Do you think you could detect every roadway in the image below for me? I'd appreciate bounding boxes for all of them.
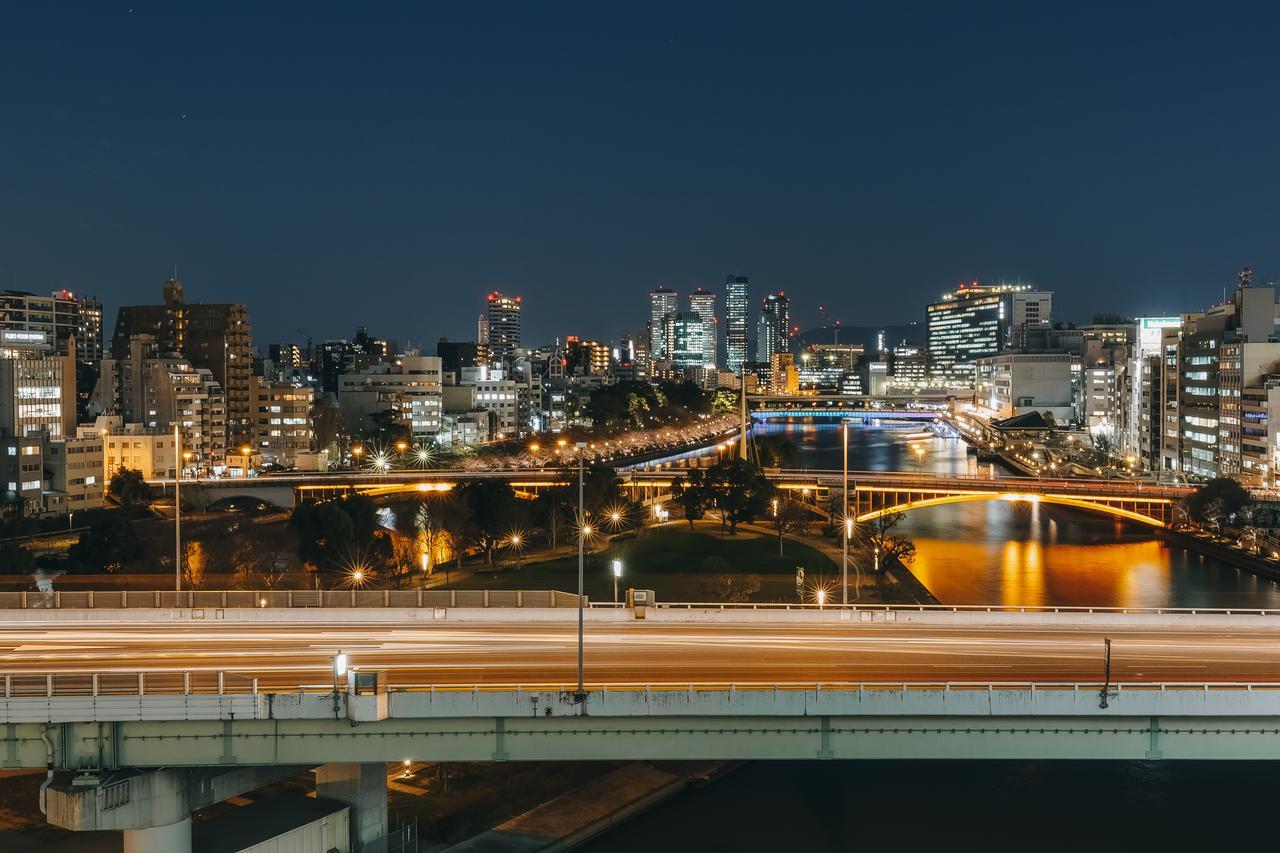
[4,621,1280,689]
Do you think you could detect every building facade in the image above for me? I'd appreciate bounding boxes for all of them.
[725,275,749,374]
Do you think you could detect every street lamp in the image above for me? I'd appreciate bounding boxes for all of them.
[575,441,588,701]
[332,650,348,719]
[841,419,849,604]
[612,558,622,604]
[816,588,826,610]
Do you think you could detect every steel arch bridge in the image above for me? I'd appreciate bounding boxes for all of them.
[849,479,1186,527]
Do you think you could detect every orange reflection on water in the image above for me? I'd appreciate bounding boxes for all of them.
[911,538,1172,608]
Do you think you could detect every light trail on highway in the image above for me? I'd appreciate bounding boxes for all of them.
[4,621,1280,689]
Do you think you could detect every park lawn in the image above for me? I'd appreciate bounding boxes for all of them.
[475,525,838,603]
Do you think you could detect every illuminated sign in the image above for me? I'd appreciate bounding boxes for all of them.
[0,330,48,346]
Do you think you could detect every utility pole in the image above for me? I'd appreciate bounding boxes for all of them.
[1099,637,1113,709]
[174,424,182,594]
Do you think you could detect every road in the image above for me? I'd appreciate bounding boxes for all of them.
[4,621,1280,689]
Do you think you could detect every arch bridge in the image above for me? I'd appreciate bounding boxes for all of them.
[768,471,1193,527]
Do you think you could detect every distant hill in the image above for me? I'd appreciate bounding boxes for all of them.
[794,323,923,353]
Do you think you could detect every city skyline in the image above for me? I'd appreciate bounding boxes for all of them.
[4,4,1280,344]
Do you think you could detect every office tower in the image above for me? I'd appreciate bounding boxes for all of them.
[485,292,522,363]
[925,282,1051,382]
[725,275,749,374]
[689,288,717,369]
[756,292,791,364]
[112,279,252,448]
[648,286,678,361]
[670,311,709,371]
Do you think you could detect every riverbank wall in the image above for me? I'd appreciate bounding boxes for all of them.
[1156,528,1280,584]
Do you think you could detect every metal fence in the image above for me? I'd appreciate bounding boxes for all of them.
[0,588,584,610]
[6,672,1280,699]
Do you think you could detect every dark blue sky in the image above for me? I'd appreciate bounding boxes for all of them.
[2,2,1278,346]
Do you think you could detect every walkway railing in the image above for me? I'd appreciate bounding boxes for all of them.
[0,590,1278,616]
[5,673,1280,699]
[0,589,584,610]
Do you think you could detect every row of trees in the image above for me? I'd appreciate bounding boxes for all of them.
[286,463,637,586]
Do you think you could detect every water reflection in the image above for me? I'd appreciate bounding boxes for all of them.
[760,418,1280,609]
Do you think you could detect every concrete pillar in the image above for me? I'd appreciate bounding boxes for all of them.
[316,762,387,850]
[123,816,192,853]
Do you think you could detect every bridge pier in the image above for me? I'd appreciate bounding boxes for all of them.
[316,762,387,851]
[123,816,192,853]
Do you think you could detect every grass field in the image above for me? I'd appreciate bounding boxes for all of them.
[475,524,838,603]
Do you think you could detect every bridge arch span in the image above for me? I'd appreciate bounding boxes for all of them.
[855,492,1169,528]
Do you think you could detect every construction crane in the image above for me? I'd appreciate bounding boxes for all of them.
[817,305,842,345]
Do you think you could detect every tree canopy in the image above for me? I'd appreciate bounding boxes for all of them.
[68,517,144,572]
[108,468,154,508]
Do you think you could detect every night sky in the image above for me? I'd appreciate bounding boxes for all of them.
[2,2,1278,347]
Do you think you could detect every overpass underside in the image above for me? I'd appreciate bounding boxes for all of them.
[5,686,1280,766]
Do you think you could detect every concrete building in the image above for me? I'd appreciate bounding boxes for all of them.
[94,335,227,470]
[42,433,104,516]
[474,377,519,438]
[111,280,252,448]
[769,352,798,396]
[0,330,77,440]
[87,419,179,482]
[974,352,1074,422]
[336,356,443,440]
[890,343,926,383]
[0,434,44,519]
[249,377,314,467]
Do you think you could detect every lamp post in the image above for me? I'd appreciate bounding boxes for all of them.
[842,419,849,605]
[174,424,182,593]
[575,441,588,701]
[332,650,348,719]
[612,558,622,604]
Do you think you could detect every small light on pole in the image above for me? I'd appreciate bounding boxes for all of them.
[816,588,826,610]
[611,558,623,604]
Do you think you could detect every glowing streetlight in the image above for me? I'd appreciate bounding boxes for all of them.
[816,588,826,609]
[612,558,623,603]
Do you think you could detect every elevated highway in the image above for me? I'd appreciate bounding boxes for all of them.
[7,603,1280,850]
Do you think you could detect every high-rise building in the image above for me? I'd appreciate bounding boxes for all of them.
[926,282,1051,382]
[485,292,522,364]
[671,311,709,372]
[648,286,678,361]
[93,333,228,467]
[112,279,252,448]
[756,292,791,365]
[689,288,717,369]
[725,275,749,374]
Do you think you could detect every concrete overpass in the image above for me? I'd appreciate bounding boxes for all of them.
[4,602,1280,849]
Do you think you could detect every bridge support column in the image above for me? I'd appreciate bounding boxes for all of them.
[316,762,387,851]
[123,816,192,853]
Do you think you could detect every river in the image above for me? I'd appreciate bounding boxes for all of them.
[742,420,1280,608]
[581,420,1280,852]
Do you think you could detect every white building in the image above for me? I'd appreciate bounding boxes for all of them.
[336,355,442,440]
[974,353,1074,422]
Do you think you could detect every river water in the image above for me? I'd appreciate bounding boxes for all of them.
[750,420,1280,609]
[581,421,1280,851]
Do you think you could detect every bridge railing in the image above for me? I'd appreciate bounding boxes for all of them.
[0,589,585,610]
[769,468,1192,493]
[6,672,1280,699]
[602,601,1280,616]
